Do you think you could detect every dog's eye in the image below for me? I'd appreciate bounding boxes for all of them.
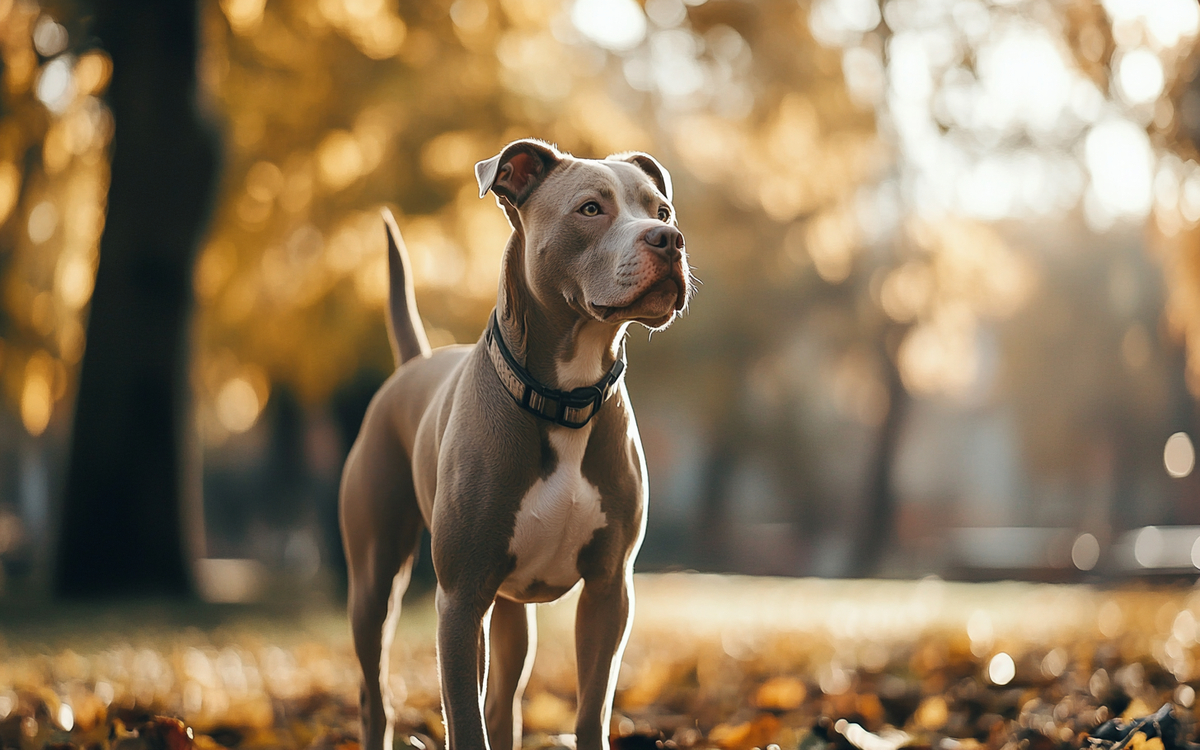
[657,207,671,222]
[580,201,602,217]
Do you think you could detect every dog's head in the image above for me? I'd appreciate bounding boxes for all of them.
[476,139,692,332]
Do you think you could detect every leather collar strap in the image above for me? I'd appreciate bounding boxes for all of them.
[486,311,626,429]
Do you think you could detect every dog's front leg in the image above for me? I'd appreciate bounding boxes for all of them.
[437,585,493,750]
[574,570,633,750]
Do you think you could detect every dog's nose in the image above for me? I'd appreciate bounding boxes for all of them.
[642,225,684,260]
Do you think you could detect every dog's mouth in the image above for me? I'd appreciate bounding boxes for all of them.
[590,271,686,325]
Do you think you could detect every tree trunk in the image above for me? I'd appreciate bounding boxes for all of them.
[847,337,909,578]
[55,0,219,597]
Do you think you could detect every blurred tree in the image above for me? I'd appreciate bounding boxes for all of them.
[799,0,1200,572]
[84,0,1200,584]
[196,0,885,576]
[56,0,219,597]
[635,0,888,574]
[3,0,1197,590]
[1152,18,1200,398]
[0,1,114,579]
[1059,1,1200,533]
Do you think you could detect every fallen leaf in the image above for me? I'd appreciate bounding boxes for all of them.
[1122,701,1155,722]
[755,677,807,712]
[1129,732,1165,750]
[912,697,948,731]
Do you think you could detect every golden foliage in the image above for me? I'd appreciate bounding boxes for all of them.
[14,0,1189,438]
[193,0,883,434]
[0,1,111,436]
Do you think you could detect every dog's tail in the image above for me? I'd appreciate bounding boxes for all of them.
[382,208,431,368]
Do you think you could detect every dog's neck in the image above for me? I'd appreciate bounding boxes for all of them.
[496,301,626,392]
[495,244,625,391]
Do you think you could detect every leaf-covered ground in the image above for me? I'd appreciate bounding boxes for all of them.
[2,576,1199,750]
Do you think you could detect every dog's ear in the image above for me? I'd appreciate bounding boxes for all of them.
[609,151,673,202]
[475,139,563,207]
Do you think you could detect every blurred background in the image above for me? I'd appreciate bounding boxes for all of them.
[2,0,1200,601]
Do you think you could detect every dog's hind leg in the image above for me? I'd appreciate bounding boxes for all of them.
[342,436,424,750]
[484,598,537,750]
[356,555,415,750]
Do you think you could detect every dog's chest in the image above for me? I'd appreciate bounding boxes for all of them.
[500,426,606,601]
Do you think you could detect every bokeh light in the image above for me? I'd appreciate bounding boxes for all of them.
[56,702,73,732]
[1134,525,1163,568]
[20,352,54,437]
[215,376,265,434]
[0,0,1199,604]
[1086,118,1155,222]
[571,0,646,51]
[32,16,67,57]
[1165,432,1196,478]
[35,56,75,114]
[1116,49,1164,105]
[1071,533,1100,571]
[987,652,1015,686]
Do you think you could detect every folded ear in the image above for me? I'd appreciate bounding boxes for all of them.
[475,139,564,206]
[609,151,672,202]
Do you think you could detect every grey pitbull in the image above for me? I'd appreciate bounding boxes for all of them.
[340,139,692,750]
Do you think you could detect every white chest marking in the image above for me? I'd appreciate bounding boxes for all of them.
[555,320,628,389]
[502,426,606,597]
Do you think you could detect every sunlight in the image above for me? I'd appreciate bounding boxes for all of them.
[810,0,881,47]
[571,0,646,52]
[35,55,74,114]
[875,9,1098,224]
[1165,432,1196,478]
[842,46,885,107]
[957,156,1018,220]
[219,0,265,35]
[649,30,705,99]
[897,314,979,397]
[26,201,57,246]
[1071,533,1100,571]
[976,22,1073,137]
[880,262,933,323]
[20,352,59,438]
[1103,0,1200,49]
[818,0,1184,243]
[1133,525,1163,567]
[1116,48,1165,105]
[57,703,74,732]
[1085,117,1154,223]
[987,652,1015,685]
[57,255,95,310]
[32,16,67,57]
[215,377,262,434]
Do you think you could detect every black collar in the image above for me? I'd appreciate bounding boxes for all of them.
[485,311,626,429]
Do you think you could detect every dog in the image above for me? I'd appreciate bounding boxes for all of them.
[340,139,692,750]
